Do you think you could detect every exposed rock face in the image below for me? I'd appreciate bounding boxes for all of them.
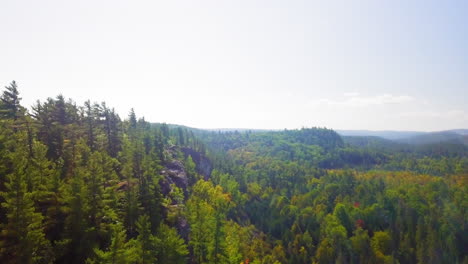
[159,146,213,241]
[177,216,189,240]
[159,159,190,240]
[160,159,188,196]
[181,147,212,180]
[166,205,189,240]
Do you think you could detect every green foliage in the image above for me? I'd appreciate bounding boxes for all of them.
[0,82,466,263]
[0,83,183,263]
[186,180,232,263]
[135,215,159,264]
[155,223,188,264]
[88,222,138,264]
[350,228,372,264]
[0,81,24,120]
[0,133,53,263]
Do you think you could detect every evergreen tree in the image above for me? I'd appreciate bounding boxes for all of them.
[88,223,138,264]
[61,141,93,263]
[0,135,53,263]
[135,215,158,264]
[139,154,163,233]
[155,223,188,264]
[128,109,137,130]
[0,81,24,120]
[102,104,121,157]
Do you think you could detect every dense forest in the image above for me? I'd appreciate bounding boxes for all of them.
[0,81,466,264]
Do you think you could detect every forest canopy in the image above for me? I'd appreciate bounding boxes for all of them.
[0,81,466,264]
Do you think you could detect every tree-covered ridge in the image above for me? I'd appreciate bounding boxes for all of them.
[0,82,194,263]
[0,81,466,263]
[200,127,468,176]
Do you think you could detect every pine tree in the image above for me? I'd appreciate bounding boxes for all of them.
[87,152,105,227]
[88,222,138,264]
[61,142,93,263]
[0,81,24,120]
[187,182,215,264]
[187,180,231,264]
[185,155,199,185]
[84,100,97,151]
[135,215,158,264]
[0,135,53,263]
[156,223,188,264]
[26,140,66,246]
[128,109,137,130]
[102,104,121,157]
[119,138,141,238]
[139,155,163,233]
[62,167,90,263]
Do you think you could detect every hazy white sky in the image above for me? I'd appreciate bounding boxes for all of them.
[1,0,467,131]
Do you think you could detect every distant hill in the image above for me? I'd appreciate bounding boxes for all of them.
[203,128,276,133]
[342,136,406,150]
[446,129,468,135]
[158,125,468,146]
[338,129,468,142]
[337,130,426,140]
[396,131,467,145]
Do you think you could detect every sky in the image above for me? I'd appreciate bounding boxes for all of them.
[1,0,467,131]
